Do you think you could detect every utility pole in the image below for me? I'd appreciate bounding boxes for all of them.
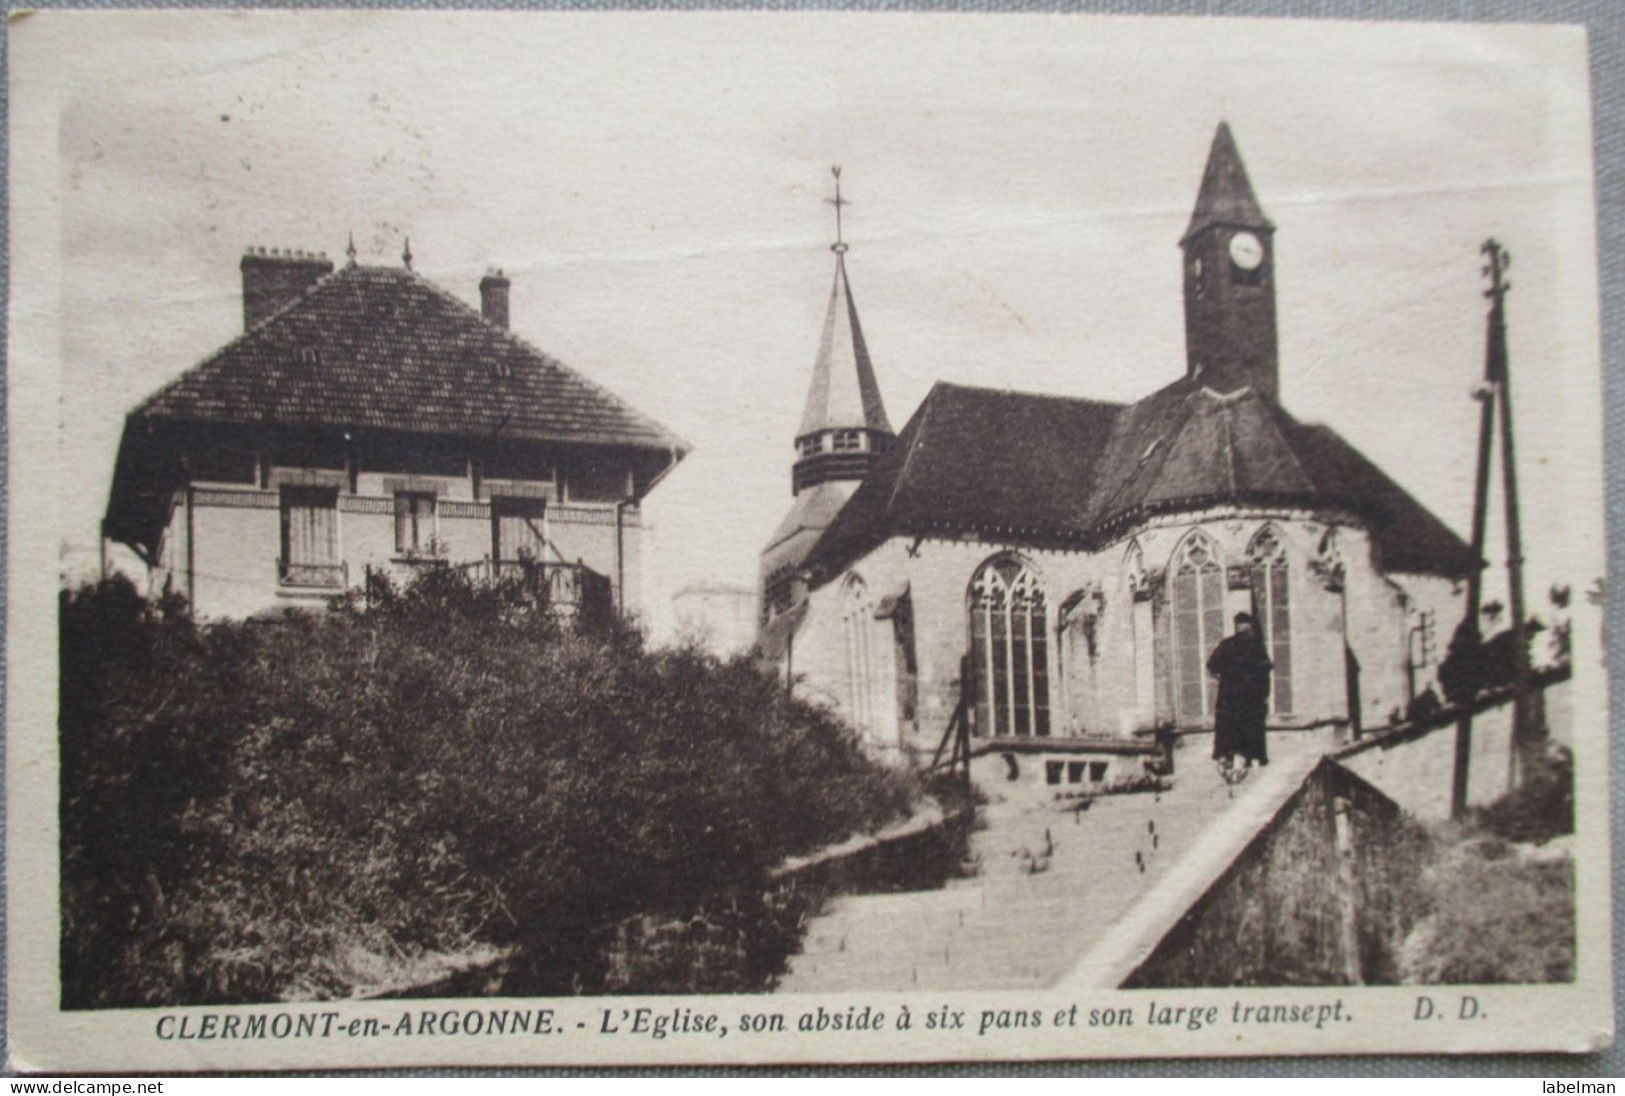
[1450,244,1501,821]
[1484,240,1538,775]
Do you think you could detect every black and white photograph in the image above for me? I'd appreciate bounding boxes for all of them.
[7,8,1612,1069]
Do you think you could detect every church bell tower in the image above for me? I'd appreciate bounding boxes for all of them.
[790,168,895,494]
[759,168,895,630]
[1181,122,1280,402]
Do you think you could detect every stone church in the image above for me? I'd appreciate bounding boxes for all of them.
[760,125,1475,790]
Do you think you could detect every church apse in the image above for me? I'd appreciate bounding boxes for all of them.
[765,126,1473,795]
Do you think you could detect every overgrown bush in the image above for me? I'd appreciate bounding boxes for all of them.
[61,571,917,1007]
[1471,744,1573,845]
[1399,742,1576,984]
[1398,839,1574,984]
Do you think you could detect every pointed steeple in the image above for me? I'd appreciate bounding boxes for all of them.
[760,169,899,633]
[790,168,895,495]
[796,251,893,439]
[1180,123,1281,402]
[1182,121,1273,244]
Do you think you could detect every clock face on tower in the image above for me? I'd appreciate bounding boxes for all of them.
[1228,231,1265,271]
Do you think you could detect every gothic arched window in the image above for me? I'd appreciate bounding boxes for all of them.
[1249,527,1294,715]
[1124,540,1147,599]
[842,575,878,735]
[969,556,1051,738]
[1172,531,1226,721]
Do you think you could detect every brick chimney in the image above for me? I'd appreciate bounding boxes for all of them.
[240,247,334,331]
[480,268,511,329]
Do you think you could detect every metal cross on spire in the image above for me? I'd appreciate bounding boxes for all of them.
[825,166,850,254]
[345,232,358,268]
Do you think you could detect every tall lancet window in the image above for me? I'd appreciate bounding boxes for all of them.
[969,556,1050,737]
[842,575,878,735]
[1249,527,1294,715]
[1124,540,1147,598]
[1172,531,1226,721]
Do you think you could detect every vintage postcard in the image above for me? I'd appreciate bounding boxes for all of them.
[7,9,1612,1070]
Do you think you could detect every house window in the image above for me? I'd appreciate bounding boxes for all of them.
[1172,531,1226,722]
[280,486,340,587]
[969,556,1050,737]
[797,436,822,458]
[831,430,864,452]
[1249,527,1294,715]
[394,492,437,556]
[492,496,546,563]
[566,461,627,503]
[842,575,878,736]
[1046,761,1064,786]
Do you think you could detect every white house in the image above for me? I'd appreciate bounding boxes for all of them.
[105,245,687,619]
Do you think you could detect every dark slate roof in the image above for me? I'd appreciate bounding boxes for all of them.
[1086,379,1317,530]
[756,600,809,662]
[764,481,852,557]
[1182,121,1274,243]
[804,384,1120,573]
[136,263,688,452]
[803,379,1477,582]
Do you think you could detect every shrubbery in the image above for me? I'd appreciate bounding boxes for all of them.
[1398,744,1575,984]
[61,570,917,1007]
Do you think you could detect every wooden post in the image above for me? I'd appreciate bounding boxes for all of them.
[185,485,197,612]
[1453,241,1509,820]
[1484,241,1538,780]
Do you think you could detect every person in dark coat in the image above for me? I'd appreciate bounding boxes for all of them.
[1209,612,1273,778]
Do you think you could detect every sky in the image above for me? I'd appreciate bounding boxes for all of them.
[14,10,1605,642]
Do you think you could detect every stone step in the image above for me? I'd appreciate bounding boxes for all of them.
[779,738,1331,994]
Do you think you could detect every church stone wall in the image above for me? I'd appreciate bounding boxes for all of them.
[1108,512,1454,733]
[1388,572,1462,707]
[796,536,1105,758]
[792,508,1459,765]
[1338,701,1516,821]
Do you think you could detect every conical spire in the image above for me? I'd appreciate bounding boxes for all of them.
[796,251,893,437]
[785,169,895,499]
[1182,122,1273,243]
[1179,122,1281,402]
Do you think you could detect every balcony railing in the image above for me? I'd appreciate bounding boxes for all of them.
[454,558,613,620]
[279,560,348,589]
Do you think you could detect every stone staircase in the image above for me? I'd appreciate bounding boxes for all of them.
[778,733,1332,992]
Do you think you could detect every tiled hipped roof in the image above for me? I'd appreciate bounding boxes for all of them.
[138,264,687,451]
[803,379,1477,582]
[106,263,687,557]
